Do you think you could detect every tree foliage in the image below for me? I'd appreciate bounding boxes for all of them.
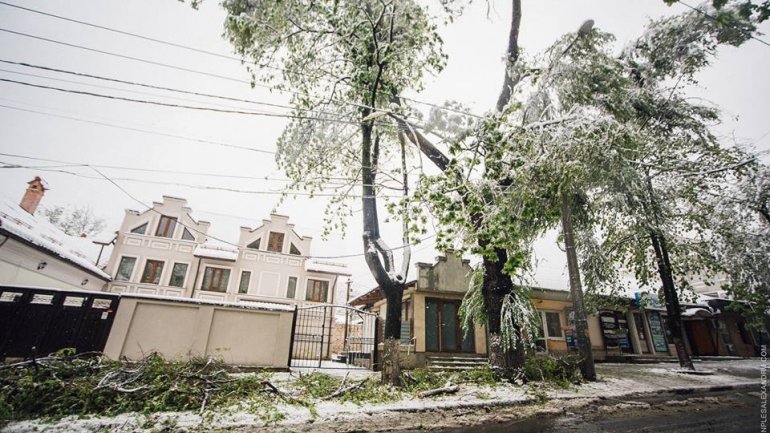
[38,205,106,237]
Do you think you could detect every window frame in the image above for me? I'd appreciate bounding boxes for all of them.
[289,243,301,255]
[246,238,262,250]
[540,310,565,340]
[130,222,148,235]
[201,266,231,293]
[140,259,165,285]
[266,232,285,253]
[238,270,251,294]
[181,228,196,241]
[114,255,138,282]
[155,215,177,238]
[286,276,298,299]
[167,262,190,288]
[305,278,330,303]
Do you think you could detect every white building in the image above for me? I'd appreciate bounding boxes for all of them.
[105,196,349,305]
[0,177,110,291]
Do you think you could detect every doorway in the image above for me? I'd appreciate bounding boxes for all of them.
[425,298,474,353]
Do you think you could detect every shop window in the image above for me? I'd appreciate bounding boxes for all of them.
[238,271,251,294]
[140,260,164,285]
[306,279,329,302]
[267,232,284,253]
[202,267,230,292]
[168,263,188,287]
[115,256,137,281]
[130,223,148,235]
[181,228,195,241]
[155,215,177,238]
[286,276,297,298]
[247,238,261,250]
[289,243,301,255]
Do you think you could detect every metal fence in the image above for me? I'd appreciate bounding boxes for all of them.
[0,286,120,359]
[289,305,378,370]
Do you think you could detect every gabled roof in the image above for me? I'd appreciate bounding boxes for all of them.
[0,196,110,281]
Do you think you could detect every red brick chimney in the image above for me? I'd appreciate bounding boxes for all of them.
[20,176,47,215]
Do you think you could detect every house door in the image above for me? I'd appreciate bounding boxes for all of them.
[425,298,474,353]
[632,312,650,353]
[684,320,717,356]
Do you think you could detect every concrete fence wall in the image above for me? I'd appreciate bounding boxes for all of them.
[103,295,294,368]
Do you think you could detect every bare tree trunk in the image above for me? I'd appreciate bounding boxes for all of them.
[649,231,695,370]
[361,119,409,385]
[560,194,596,381]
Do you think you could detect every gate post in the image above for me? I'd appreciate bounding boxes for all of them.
[287,306,298,369]
[319,307,327,368]
[373,316,380,371]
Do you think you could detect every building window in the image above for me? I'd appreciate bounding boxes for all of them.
[238,271,251,294]
[155,215,177,238]
[140,260,164,285]
[130,223,148,235]
[541,311,564,338]
[247,238,261,250]
[286,276,297,298]
[289,243,301,255]
[115,256,136,281]
[267,232,284,253]
[168,263,188,287]
[181,228,195,241]
[202,267,230,292]
[306,279,329,302]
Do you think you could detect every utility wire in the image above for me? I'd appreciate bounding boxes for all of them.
[678,0,770,48]
[0,59,347,119]
[0,152,404,189]
[85,165,433,260]
[0,1,484,119]
[0,161,408,199]
[0,103,276,154]
[0,27,475,127]
[0,77,367,125]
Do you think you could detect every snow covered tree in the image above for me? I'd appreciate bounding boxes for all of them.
[218,0,451,385]
[39,205,106,237]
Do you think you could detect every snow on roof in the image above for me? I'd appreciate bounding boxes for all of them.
[194,241,239,261]
[305,259,350,275]
[0,196,110,280]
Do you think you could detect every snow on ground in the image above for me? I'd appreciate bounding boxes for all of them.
[1,359,760,433]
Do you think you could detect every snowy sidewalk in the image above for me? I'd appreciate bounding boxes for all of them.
[1,359,761,433]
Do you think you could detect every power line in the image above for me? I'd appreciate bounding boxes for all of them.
[0,161,407,199]
[0,151,403,189]
[0,102,276,154]
[0,59,348,119]
[678,1,770,48]
[85,165,433,260]
[0,1,484,119]
[0,27,476,127]
[0,77,366,125]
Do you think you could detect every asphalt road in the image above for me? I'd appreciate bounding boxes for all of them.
[419,388,763,433]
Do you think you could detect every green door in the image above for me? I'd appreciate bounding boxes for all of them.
[425,298,474,353]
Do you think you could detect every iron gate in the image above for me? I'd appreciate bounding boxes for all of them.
[0,286,120,359]
[289,305,378,370]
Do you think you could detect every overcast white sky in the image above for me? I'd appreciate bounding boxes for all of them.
[1,0,768,297]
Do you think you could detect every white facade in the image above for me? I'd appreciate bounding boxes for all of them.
[0,195,109,291]
[105,196,348,305]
